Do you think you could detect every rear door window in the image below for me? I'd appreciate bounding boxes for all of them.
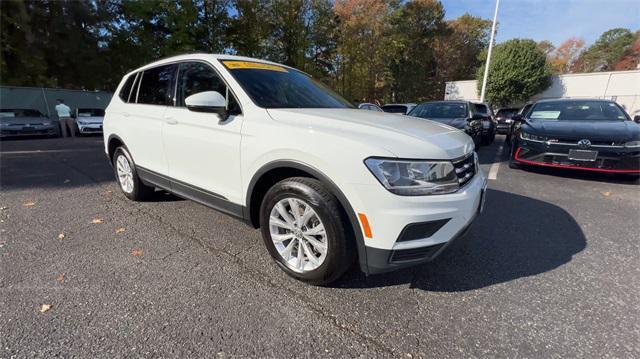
[137,64,178,106]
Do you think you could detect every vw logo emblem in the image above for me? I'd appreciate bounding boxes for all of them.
[577,139,591,148]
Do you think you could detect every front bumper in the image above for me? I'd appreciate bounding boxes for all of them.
[77,123,103,134]
[496,121,511,133]
[0,126,57,137]
[353,169,487,274]
[513,139,640,173]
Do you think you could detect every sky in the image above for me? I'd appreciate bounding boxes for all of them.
[442,0,640,47]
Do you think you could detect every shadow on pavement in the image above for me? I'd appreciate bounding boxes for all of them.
[334,188,587,291]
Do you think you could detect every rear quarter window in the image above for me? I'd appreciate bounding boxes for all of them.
[118,74,137,102]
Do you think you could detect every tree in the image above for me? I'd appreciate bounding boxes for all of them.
[574,28,635,72]
[333,0,396,102]
[434,13,492,83]
[548,38,584,74]
[613,30,640,70]
[476,39,551,106]
[537,40,555,56]
[389,0,448,102]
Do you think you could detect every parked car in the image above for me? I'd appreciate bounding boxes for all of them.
[104,54,487,284]
[408,101,483,146]
[0,108,58,138]
[509,99,640,177]
[381,103,416,115]
[495,107,519,134]
[75,108,105,134]
[473,102,496,144]
[357,103,383,112]
[506,102,533,143]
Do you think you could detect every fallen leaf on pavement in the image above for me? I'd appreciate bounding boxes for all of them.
[91,218,104,224]
[56,274,65,282]
[115,227,126,234]
[602,191,612,197]
[57,233,65,240]
[131,248,143,257]
[23,201,36,207]
[40,304,52,313]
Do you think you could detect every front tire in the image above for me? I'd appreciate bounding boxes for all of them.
[112,146,155,201]
[259,177,354,285]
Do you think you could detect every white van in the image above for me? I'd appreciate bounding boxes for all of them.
[104,54,486,284]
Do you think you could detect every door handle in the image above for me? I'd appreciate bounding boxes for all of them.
[165,117,178,125]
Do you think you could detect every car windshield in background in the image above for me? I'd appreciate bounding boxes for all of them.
[0,109,44,118]
[221,60,353,109]
[78,109,105,117]
[381,105,407,114]
[528,101,628,121]
[496,108,518,117]
[409,103,467,119]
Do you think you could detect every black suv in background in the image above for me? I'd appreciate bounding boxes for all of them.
[408,101,486,146]
[495,107,519,134]
[473,102,497,144]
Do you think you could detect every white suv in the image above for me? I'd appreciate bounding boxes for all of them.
[104,54,486,284]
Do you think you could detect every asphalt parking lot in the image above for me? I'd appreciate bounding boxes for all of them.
[1,135,639,358]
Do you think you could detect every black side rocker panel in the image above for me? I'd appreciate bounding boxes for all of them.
[137,166,245,220]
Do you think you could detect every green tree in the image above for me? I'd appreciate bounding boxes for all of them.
[389,0,448,102]
[574,28,635,72]
[476,39,551,106]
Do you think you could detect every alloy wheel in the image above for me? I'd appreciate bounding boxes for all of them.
[269,198,328,273]
[115,154,134,193]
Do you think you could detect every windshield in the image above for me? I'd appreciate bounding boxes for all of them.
[409,102,467,119]
[221,60,353,109]
[0,109,45,118]
[78,109,105,117]
[496,108,518,117]
[529,101,628,121]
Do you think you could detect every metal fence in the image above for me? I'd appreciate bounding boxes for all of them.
[0,86,113,120]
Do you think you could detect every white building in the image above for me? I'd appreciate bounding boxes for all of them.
[444,69,640,116]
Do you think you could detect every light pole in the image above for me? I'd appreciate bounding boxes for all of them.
[480,0,500,103]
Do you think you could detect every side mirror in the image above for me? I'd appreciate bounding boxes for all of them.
[185,91,227,115]
[634,115,640,124]
[512,114,524,122]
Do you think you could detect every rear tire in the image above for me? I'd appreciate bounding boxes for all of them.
[112,146,155,201]
[259,177,354,285]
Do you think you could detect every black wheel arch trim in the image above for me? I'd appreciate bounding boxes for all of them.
[246,160,370,274]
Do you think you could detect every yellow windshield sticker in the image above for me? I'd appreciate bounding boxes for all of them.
[223,61,288,72]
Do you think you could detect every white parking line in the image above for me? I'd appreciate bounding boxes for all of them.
[488,144,504,180]
[0,149,95,155]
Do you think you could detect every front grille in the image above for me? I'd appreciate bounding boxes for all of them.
[549,138,625,147]
[452,152,476,187]
[390,243,446,262]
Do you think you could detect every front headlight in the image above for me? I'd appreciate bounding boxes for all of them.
[625,140,640,148]
[520,131,547,141]
[364,158,460,196]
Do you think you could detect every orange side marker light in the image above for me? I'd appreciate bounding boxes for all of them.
[358,213,373,238]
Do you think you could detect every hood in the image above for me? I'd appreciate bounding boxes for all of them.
[524,119,640,142]
[266,108,475,159]
[420,117,468,129]
[0,116,51,125]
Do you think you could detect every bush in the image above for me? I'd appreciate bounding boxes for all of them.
[477,39,552,106]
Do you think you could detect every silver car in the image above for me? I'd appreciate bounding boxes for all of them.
[0,109,58,138]
[75,108,105,134]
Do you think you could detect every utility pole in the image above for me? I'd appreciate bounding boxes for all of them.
[480,0,500,103]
